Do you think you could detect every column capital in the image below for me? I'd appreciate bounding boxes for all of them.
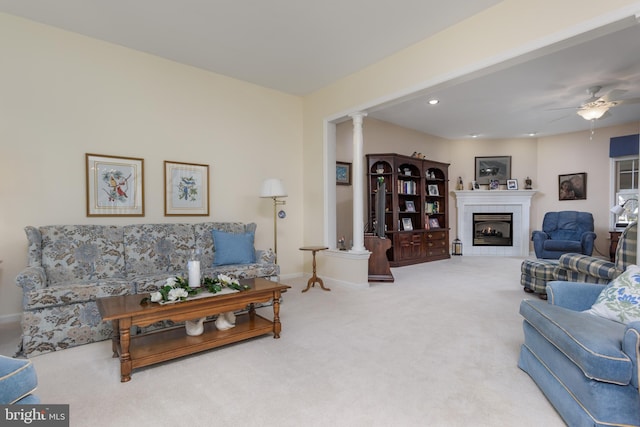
[348,111,368,122]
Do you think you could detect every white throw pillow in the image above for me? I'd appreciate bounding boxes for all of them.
[585,264,640,324]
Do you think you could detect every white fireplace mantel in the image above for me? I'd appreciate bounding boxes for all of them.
[452,190,537,256]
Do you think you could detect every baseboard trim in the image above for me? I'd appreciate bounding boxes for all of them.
[0,313,21,324]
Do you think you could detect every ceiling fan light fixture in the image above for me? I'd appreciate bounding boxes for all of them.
[577,105,609,120]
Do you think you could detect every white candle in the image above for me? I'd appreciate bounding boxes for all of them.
[188,260,200,287]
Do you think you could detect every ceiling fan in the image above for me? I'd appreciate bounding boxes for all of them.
[573,85,640,121]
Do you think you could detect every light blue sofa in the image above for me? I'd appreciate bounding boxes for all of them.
[519,281,640,426]
[15,222,279,357]
[0,355,39,404]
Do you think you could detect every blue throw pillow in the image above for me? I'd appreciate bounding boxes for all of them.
[211,229,256,266]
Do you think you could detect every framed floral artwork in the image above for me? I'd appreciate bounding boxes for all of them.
[164,161,210,216]
[86,153,144,217]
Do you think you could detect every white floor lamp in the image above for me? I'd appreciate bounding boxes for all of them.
[260,178,287,263]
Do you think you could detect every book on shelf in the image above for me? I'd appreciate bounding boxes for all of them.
[397,179,417,195]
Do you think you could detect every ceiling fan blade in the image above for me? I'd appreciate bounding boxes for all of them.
[546,106,580,111]
[602,89,627,102]
[615,97,640,105]
[549,113,574,123]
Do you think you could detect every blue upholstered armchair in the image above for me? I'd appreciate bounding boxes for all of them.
[531,211,596,259]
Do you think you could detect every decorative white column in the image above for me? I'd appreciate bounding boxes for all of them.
[349,112,367,253]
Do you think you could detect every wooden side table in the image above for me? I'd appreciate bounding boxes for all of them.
[300,246,330,292]
[609,230,622,262]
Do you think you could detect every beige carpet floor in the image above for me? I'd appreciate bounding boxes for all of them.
[4,256,564,426]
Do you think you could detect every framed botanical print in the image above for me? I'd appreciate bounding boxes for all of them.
[86,153,144,217]
[164,161,210,216]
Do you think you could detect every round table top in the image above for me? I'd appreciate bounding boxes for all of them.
[299,246,329,252]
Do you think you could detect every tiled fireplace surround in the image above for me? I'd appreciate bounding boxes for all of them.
[453,190,537,256]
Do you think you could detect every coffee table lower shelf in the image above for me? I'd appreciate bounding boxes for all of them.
[118,314,273,375]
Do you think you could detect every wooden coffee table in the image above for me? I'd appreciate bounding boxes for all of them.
[97,277,290,382]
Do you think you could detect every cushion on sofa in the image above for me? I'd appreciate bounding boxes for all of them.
[40,225,126,285]
[194,222,257,267]
[22,279,134,310]
[0,356,38,404]
[585,264,640,325]
[124,224,195,275]
[211,229,256,266]
[520,299,631,385]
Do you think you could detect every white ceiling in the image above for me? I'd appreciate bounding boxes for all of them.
[2,1,640,140]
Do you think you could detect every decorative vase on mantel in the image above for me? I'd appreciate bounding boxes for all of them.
[185,318,205,336]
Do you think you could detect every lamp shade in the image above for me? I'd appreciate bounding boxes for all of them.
[260,178,287,198]
[610,204,625,215]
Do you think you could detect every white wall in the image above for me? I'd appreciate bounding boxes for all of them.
[0,13,304,320]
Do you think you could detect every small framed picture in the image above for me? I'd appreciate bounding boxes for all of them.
[506,179,518,190]
[86,153,145,217]
[336,161,352,185]
[402,217,413,231]
[164,161,210,216]
[405,200,416,212]
[429,217,440,229]
[427,184,439,196]
[559,172,587,200]
[489,179,499,190]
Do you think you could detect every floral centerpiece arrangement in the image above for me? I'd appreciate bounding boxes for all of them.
[142,274,250,304]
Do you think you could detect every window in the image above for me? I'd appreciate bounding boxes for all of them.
[612,156,639,228]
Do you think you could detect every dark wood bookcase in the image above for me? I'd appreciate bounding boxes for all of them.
[366,153,450,266]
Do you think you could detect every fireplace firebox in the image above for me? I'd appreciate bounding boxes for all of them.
[473,213,513,246]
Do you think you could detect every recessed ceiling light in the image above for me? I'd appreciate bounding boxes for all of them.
[527,132,537,137]
[470,133,479,138]
[428,99,439,105]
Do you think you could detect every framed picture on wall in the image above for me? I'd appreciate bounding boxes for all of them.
[164,161,210,216]
[86,153,144,217]
[475,156,511,185]
[336,161,352,185]
[558,172,586,200]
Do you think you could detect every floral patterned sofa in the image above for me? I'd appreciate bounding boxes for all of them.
[15,222,278,357]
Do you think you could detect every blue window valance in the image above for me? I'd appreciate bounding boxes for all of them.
[609,134,639,157]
